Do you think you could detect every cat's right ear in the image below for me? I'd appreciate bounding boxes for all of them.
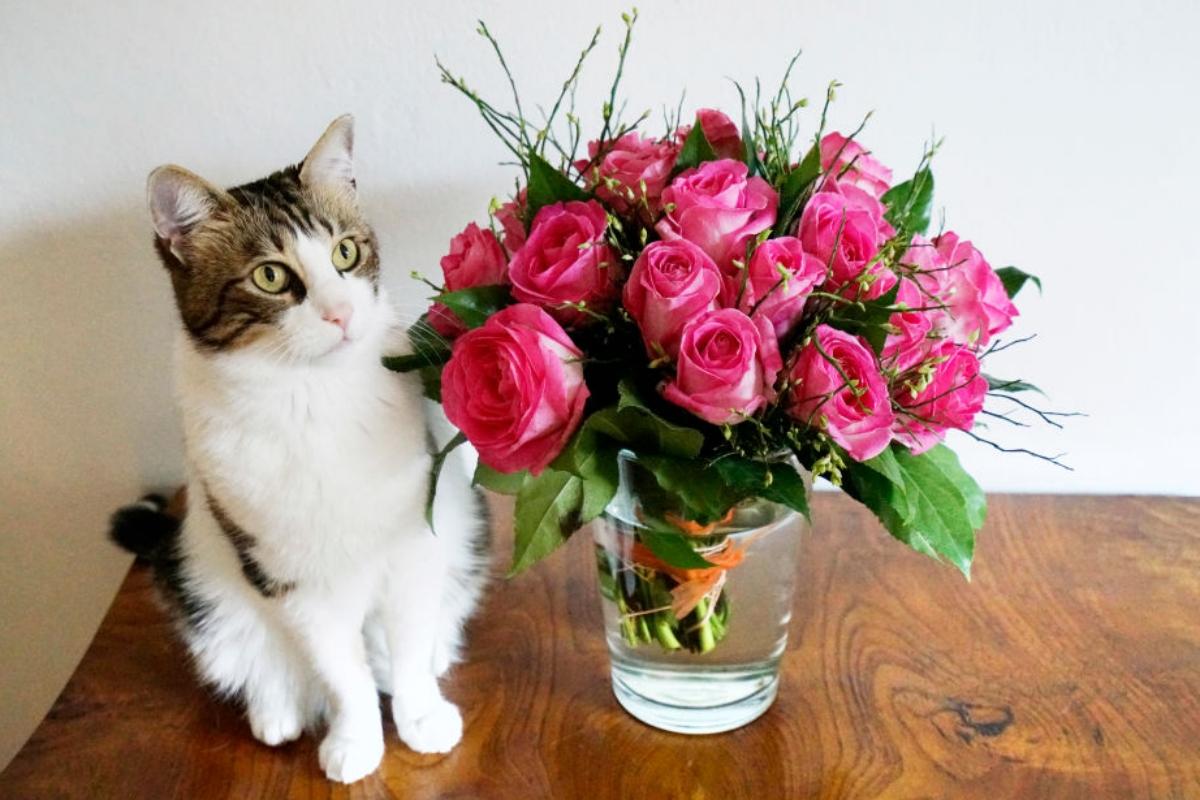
[147,165,226,260]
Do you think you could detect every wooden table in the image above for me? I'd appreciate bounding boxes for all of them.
[3,495,1198,799]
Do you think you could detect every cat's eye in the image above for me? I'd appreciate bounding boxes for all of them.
[250,263,290,294]
[332,238,359,271]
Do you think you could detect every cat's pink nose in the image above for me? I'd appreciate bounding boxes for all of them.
[322,304,354,334]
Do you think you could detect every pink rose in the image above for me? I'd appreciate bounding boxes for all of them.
[495,189,528,254]
[914,232,1017,347]
[891,341,987,454]
[623,240,722,359]
[881,277,934,372]
[904,231,1012,348]
[797,178,893,292]
[661,309,782,425]
[819,132,893,200]
[576,132,678,218]
[676,108,744,161]
[428,222,509,338]
[786,324,895,461]
[442,304,588,475]
[656,159,778,273]
[508,200,619,327]
[440,222,508,289]
[817,173,893,235]
[735,236,825,337]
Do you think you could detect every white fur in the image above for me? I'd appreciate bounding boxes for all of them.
[171,230,486,783]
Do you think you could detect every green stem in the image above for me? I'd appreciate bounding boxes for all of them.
[616,594,638,646]
[695,598,716,654]
[654,613,682,650]
[636,615,651,644]
[710,609,726,642]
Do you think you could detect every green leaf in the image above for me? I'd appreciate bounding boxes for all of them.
[882,168,935,235]
[587,408,704,460]
[551,426,620,524]
[842,443,984,578]
[984,374,1045,397]
[776,142,822,233]
[826,281,901,354]
[382,317,451,373]
[526,152,589,220]
[713,458,810,520]
[994,266,1042,299]
[673,115,718,173]
[758,463,810,519]
[473,461,528,495]
[382,352,438,372]
[510,468,583,577]
[584,381,705,460]
[920,445,987,530]
[615,378,647,412]
[843,446,917,529]
[858,444,906,486]
[638,528,715,569]
[426,432,467,531]
[637,455,748,524]
[842,453,915,545]
[417,366,442,402]
[433,284,511,329]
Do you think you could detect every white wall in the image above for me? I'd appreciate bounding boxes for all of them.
[2,0,1197,769]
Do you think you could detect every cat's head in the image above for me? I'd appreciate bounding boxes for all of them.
[147,115,391,363]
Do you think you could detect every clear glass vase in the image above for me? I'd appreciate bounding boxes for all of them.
[592,450,807,734]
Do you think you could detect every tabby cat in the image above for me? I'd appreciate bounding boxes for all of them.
[110,116,487,783]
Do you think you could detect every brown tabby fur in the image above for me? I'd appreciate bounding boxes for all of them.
[153,165,379,352]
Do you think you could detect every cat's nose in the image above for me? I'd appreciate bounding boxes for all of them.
[321,303,354,334]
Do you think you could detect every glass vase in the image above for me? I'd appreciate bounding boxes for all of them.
[592,450,807,734]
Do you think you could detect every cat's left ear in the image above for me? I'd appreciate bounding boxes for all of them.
[300,114,355,196]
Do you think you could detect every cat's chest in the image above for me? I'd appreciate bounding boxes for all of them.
[183,365,428,550]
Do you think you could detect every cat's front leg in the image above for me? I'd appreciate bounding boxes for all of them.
[282,589,384,784]
[382,534,463,754]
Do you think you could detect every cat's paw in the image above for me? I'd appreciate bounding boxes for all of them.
[248,704,304,747]
[394,696,463,754]
[318,729,384,784]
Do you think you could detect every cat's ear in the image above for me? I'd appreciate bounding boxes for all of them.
[299,114,355,195]
[147,165,226,258]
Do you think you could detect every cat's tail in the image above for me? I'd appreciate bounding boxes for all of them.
[109,493,181,561]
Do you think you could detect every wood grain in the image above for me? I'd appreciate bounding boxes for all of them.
[2,495,1198,799]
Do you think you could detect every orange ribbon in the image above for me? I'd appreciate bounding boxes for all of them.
[627,510,746,620]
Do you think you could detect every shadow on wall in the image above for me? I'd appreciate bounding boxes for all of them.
[0,202,181,769]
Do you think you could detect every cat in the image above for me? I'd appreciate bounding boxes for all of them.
[109,115,488,784]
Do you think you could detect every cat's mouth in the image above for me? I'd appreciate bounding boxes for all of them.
[321,337,353,357]
[314,330,362,360]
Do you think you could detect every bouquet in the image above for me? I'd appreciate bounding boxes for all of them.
[388,13,1066,654]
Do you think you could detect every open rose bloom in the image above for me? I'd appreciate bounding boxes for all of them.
[398,34,1053,588]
